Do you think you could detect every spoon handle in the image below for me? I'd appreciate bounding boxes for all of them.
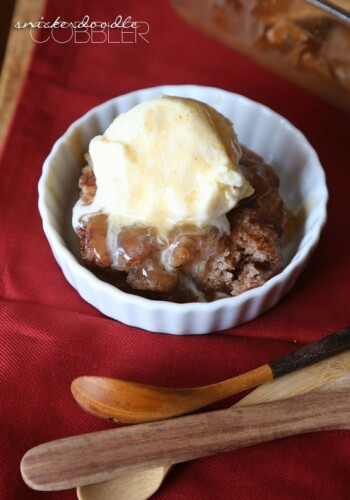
[269,325,350,378]
[215,325,350,403]
[21,376,350,492]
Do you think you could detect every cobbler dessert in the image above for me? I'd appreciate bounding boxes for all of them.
[73,96,285,302]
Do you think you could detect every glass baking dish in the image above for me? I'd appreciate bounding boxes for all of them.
[171,0,350,112]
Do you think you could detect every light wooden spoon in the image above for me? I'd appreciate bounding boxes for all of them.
[21,367,350,492]
[71,326,350,424]
[76,350,350,500]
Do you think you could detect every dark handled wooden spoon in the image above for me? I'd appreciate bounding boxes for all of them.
[71,325,350,423]
[21,372,350,492]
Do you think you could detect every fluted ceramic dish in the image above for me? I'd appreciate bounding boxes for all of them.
[38,85,328,334]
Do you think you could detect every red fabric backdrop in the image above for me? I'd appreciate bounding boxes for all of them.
[1,1,350,499]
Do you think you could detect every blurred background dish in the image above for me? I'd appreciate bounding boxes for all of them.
[170,0,350,112]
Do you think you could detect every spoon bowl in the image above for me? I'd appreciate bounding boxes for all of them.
[77,467,169,500]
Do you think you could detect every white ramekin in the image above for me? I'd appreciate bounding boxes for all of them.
[38,85,328,334]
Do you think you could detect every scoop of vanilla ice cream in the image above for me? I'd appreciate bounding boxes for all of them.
[75,95,253,232]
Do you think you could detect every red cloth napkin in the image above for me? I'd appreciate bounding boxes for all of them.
[1,1,350,498]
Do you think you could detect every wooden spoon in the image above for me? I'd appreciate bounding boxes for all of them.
[77,350,350,500]
[21,370,350,492]
[71,325,350,424]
